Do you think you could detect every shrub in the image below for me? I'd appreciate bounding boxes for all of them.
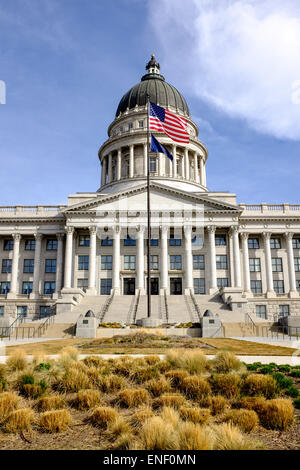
[139,417,177,450]
[4,408,34,433]
[180,376,211,400]
[146,377,171,397]
[242,374,277,399]
[39,410,71,433]
[179,406,211,425]
[0,392,19,421]
[209,373,241,399]
[272,373,293,390]
[165,369,189,388]
[74,389,101,410]
[0,376,7,392]
[19,373,35,386]
[246,363,261,371]
[212,423,263,450]
[294,398,300,409]
[278,365,291,373]
[260,366,275,375]
[285,386,299,398]
[211,396,227,415]
[153,393,185,410]
[177,421,213,450]
[290,369,300,378]
[117,389,150,408]
[6,350,27,371]
[37,396,65,411]
[222,409,258,433]
[37,362,51,371]
[258,398,294,431]
[90,406,119,428]
[130,406,154,427]
[232,396,266,415]
[212,351,244,373]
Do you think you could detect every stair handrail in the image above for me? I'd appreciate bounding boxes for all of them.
[184,293,196,323]
[98,291,115,323]
[37,314,55,338]
[127,291,140,324]
[209,322,225,338]
[164,290,169,324]
[3,315,25,338]
[244,311,257,335]
[190,292,201,321]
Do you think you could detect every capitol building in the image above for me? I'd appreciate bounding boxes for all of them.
[1,56,300,332]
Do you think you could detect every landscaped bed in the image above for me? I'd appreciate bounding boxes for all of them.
[0,344,299,450]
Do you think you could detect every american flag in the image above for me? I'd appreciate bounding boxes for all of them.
[149,102,189,143]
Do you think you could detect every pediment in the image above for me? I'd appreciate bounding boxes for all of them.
[62,182,241,215]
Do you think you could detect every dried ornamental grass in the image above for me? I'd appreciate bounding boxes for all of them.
[177,421,213,450]
[0,392,19,421]
[153,393,186,410]
[232,396,267,414]
[146,377,171,397]
[242,374,277,399]
[179,406,211,425]
[258,398,294,431]
[56,368,91,393]
[131,406,154,427]
[97,374,126,393]
[74,389,101,410]
[21,384,45,399]
[211,396,227,415]
[90,406,119,428]
[181,376,211,400]
[4,408,34,433]
[106,416,132,440]
[165,369,189,388]
[37,395,65,411]
[39,410,71,433]
[222,409,259,433]
[209,373,241,399]
[140,417,178,450]
[212,423,263,450]
[212,351,244,373]
[117,389,150,408]
[6,350,27,371]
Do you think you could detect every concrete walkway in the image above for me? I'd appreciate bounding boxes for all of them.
[231,336,300,349]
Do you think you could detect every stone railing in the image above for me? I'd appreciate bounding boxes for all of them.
[0,205,66,217]
[239,203,300,214]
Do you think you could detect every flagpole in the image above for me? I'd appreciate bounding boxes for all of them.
[146,93,151,319]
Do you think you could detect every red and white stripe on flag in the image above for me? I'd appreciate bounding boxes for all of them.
[149,104,189,144]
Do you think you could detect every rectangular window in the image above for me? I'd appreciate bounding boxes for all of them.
[45,259,56,273]
[44,281,56,294]
[256,305,267,319]
[40,306,51,318]
[46,239,57,250]
[79,235,90,247]
[139,120,144,128]
[22,281,33,294]
[2,259,12,273]
[128,122,133,130]
[294,258,300,272]
[23,259,34,273]
[170,255,182,270]
[279,305,290,317]
[77,278,88,291]
[101,237,113,246]
[270,238,281,249]
[169,234,181,246]
[150,255,159,270]
[78,255,89,271]
[194,278,205,294]
[292,238,300,249]
[248,238,259,249]
[249,258,261,272]
[216,255,227,269]
[3,239,13,251]
[0,282,10,294]
[101,255,112,270]
[24,239,35,250]
[0,306,4,317]
[17,306,27,317]
[192,235,203,246]
[101,278,112,295]
[297,280,300,293]
[251,280,262,294]
[272,258,282,272]
[217,278,228,289]
[193,255,205,270]
[124,255,135,270]
[150,157,157,172]
[150,239,159,246]
[124,236,136,246]
[273,280,284,294]
[215,234,227,246]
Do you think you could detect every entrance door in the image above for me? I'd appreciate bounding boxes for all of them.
[170,278,182,295]
[124,278,135,295]
[151,278,159,295]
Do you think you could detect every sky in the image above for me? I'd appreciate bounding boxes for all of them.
[1,0,300,206]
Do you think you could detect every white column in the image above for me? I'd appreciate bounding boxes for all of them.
[101,157,107,186]
[263,232,275,297]
[136,226,145,292]
[184,226,193,293]
[207,226,217,293]
[108,153,112,183]
[184,148,189,179]
[194,153,199,183]
[200,156,205,186]
[285,232,298,297]
[9,233,21,296]
[129,145,134,178]
[55,233,64,293]
[181,155,185,178]
[158,153,163,176]
[231,226,242,288]
[63,227,74,289]
[112,227,121,295]
[87,226,97,294]
[241,232,251,294]
[31,233,42,297]
[228,230,235,288]
[117,149,121,180]
[172,145,177,178]
[160,226,169,293]
[143,143,147,177]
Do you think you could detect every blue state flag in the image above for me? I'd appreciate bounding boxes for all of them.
[150,134,173,161]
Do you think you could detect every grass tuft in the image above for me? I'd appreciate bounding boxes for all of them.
[222,409,259,433]
[74,389,101,410]
[39,410,71,433]
[117,388,150,408]
[242,374,277,399]
[6,350,27,371]
[258,398,294,431]
[37,395,65,411]
[212,351,245,373]
[209,373,241,399]
[4,408,34,433]
[90,406,119,428]
[179,406,211,425]
[0,392,19,421]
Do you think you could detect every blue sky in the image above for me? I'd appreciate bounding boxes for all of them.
[1,0,300,206]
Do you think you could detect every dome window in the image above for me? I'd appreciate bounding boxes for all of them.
[139,120,144,128]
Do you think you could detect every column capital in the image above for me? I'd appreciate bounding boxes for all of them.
[229,225,239,234]
[184,225,192,237]
[240,232,249,241]
[34,232,43,241]
[284,232,294,240]
[136,224,146,234]
[12,233,21,241]
[56,233,65,241]
[89,225,97,234]
[262,232,272,241]
[160,225,169,235]
[65,226,75,234]
[206,225,216,234]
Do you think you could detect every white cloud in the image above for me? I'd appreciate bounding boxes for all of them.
[148,0,300,140]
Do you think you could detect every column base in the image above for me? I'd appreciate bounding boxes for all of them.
[184,288,194,295]
[86,287,97,296]
[160,288,169,295]
[266,290,276,298]
[289,290,299,298]
[243,290,253,298]
[29,293,40,300]
[6,292,17,299]
[137,317,163,327]
[112,287,120,296]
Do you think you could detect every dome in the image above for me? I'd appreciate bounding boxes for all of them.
[115,55,190,117]
[203,309,214,317]
[85,310,95,318]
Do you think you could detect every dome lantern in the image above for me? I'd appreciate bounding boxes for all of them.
[145,54,161,76]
